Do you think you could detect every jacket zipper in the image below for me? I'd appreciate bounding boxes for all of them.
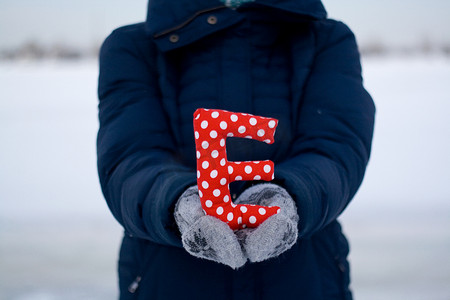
[126,238,157,294]
[128,276,142,293]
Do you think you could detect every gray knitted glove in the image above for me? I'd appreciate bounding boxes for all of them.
[234,183,299,262]
[174,186,246,269]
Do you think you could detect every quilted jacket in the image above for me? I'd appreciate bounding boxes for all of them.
[97,0,375,298]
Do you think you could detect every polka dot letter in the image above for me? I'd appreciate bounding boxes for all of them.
[193,108,280,230]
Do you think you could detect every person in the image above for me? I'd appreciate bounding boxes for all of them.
[97,0,375,298]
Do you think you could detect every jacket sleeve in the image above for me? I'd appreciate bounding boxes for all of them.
[275,21,375,238]
[97,25,196,247]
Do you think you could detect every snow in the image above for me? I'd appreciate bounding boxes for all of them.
[340,56,450,300]
[0,56,449,299]
[0,61,122,299]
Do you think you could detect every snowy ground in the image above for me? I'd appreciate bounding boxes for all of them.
[0,56,449,299]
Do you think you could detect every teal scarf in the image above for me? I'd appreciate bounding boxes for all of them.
[220,0,255,8]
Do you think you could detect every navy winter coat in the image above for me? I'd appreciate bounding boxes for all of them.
[97,0,375,298]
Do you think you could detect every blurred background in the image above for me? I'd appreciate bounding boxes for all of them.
[0,0,449,299]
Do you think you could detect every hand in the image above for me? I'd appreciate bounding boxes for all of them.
[174,186,246,269]
[234,183,299,262]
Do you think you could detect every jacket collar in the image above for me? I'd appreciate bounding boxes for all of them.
[145,0,327,51]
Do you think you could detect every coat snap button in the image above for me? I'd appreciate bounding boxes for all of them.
[169,34,179,43]
[207,15,218,25]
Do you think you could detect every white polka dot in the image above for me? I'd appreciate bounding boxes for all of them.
[196,151,200,159]
[238,126,246,133]
[230,114,238,122]
[254,175,261,180]
[220,121,228,130]
[242,224,247,229]
[235,162,241,164]
[197,171,200,178]
[213,189,221,197]
[216,206,224,215]
[249,216,257,224]
[205,200,213,208]
[202,141,209,149]
[220,158,226,166]
[245,136,252,139]
[227,212,234,221]
[245,166,252,174]
[231,203,237,208]
[211,111,219,118]
[195,131,199,139]
[240,206,248,213]
[210,130,217,138]
[223,195,229,202]
[264,165,271,173]
[228,166,233,174]
[227,132,234,137]
[195,114,200,120]
[199,190,203,197]
[201,120,208,129]
[264,139,271,143]
[210,170,218,178]
[235,176,242,181]
[220,178,227,185]
[277,208,281,214]
[258,208,266,215]
[211,150,219,158]
[237,217,242,224]
[257,129,265,137]
[272,174,275,180]
[249,118,257,125]
[202,181,209,189]
[268,120,276,128]
[220,139,225,147]
[202,161,209,169]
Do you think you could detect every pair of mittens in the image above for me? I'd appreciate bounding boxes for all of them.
[174,184,299,269]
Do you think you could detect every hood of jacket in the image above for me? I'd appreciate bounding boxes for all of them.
[145,0,327,51]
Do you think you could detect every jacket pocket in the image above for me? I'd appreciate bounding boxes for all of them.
[118,233,154,300]
[335,229,352,300]
[313,221,352,299]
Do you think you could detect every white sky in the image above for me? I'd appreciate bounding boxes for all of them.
[0,0,449,49]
